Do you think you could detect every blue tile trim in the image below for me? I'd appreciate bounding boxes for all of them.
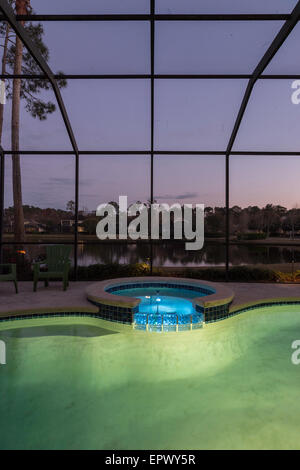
[230,300,300,317]
[2,301,298,330]
[88,299,134,324]
[0,312,109,324]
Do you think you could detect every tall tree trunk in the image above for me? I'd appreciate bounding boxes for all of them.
[11,1,30,243]
[11,33,25,243]
[0,23,10,141]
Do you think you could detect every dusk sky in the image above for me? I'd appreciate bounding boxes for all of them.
[3,0,300,210]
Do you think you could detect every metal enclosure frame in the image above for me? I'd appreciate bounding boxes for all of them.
[0,0,299,280]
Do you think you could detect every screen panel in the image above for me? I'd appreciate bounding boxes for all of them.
[4,155,75,231]
[154,154,226,245]
[156,0,297,14]
[265,22,300,74]
[79,154,151,212]
[78,154,151,268]
[36,21,150,74]
[1,79,73,151]
[233,80,300,152]
[152,155,226,269]
[30,0,149,14]
[60,80,150,150]
[152,241,226,268]
[155,79,247,151]
[77,242,151,267]
[155,21,283,74]
[229,154,300,270]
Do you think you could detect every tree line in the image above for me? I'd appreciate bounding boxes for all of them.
[4,202,300,239]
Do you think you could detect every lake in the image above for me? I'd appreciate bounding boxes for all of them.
[77,242,300,268]
[5,242,300,269]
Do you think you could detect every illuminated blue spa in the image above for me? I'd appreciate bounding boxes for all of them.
[110,284,211,331]
[86,277,234,331]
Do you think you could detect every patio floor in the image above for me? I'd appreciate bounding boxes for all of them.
[0,281,94,317]
[0,280,299,318]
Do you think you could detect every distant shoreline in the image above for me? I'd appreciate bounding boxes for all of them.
[3,234,300,246]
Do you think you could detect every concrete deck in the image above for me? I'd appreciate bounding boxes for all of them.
[230,282,300,308]
[0,280,299,318]
[0,281,95,317]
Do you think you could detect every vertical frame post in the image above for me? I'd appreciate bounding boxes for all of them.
[0,149,4,264]
[150,0,155,275]
[225,154,230,281]
[74,151,79,280]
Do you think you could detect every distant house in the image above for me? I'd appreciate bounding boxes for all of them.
[4,220,13,233]
[60,219,84,233]
[24,220,46,233]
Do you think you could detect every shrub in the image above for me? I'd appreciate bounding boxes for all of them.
[72,263,276,282]
[275,270,300,283]
[9,260,278,283]
[228,266,276,282]
[184,268,226,282]
[184,266,275,282]
[72,262,163,281]
[204,232,225,239]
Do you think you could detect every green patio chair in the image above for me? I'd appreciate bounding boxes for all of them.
[33,245,71,292]
[0,264,18,293]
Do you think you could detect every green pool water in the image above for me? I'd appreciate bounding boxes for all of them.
[1,305,300,450]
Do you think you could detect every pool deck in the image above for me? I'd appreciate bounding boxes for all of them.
[86,277,234,309]
[0,281,299,319]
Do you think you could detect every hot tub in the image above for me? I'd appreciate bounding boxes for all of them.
[86,277,234,332]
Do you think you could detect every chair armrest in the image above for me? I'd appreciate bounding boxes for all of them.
[0,263,16,275]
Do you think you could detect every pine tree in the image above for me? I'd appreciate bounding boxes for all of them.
[0,0,67,242]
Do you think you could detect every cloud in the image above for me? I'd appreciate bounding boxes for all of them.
[44,177,94,187]
[155,192,199,200]
[47,177,74,186]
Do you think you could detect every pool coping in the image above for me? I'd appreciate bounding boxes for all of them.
[85,276,234,311]
[229,297,300,316]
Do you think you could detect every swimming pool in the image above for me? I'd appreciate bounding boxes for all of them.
[1,303,300,449]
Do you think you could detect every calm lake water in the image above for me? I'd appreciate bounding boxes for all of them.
[5,242,300,268]
[76,242,300,267]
